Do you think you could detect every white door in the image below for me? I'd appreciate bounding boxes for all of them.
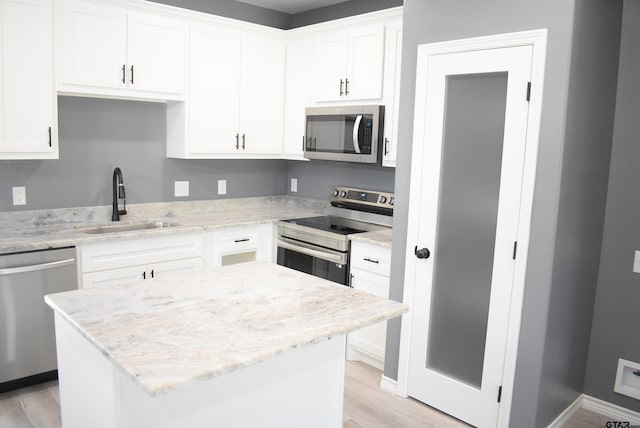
[312,32,347,102]
[282,39,311,158]
[406,45,533,427]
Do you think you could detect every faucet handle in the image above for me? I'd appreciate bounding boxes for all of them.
[118,184,126,199]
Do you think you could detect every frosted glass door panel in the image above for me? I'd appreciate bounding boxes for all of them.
[426,72,508,388]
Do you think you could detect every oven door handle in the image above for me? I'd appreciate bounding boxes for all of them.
[277,237,348,265]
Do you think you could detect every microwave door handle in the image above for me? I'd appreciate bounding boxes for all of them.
[352,115,362,154]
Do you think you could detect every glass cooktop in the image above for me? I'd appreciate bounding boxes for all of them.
[281,216,377,236]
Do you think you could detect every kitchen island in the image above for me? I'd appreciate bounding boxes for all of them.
[45,261,407,428]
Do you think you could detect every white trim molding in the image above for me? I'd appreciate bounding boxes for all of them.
[396,28,548,428]
[547,395,640,428]
[380,375,399,395]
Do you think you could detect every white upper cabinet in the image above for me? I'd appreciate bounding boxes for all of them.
[0,0,58,159]
[59,0,186,101]
[282,38,312,159]
[240,34,285,155]
[382,20,402,167]
[312,24,385,103]
[167,23,284,158]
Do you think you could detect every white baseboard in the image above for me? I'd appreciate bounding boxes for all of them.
[379,375,398,395]
[547,395,582,428]
[582,395,640,424]
[547,394,640,428]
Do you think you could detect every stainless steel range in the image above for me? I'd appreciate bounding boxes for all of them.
[277,186,393,286]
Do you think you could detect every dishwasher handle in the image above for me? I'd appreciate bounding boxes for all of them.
[0,258,75,276]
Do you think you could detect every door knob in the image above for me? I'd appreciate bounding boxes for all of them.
[415,246,431,259]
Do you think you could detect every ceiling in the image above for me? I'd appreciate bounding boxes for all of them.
[238,0,347,14]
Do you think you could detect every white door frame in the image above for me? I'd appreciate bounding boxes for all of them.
[397,29,547,427]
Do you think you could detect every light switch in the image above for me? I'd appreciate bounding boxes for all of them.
[12,186,26,206]
[633,251,640,273]
[291,178,298,193]
[218,180,227,195]
[174,181,189,197]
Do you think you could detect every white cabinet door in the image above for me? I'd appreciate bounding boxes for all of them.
[186,24,241,155]
[347,25,385,101]
[239,34,285,155]
[311,31,348,102]
[60,0,127,90]
[148,257,203,279]
[282,39,311,159]
[311,24,385,103]
[82,265,145,289]
[126,12,186,96]
[382,21,402,167]
[0,0,57,159]
[347,268,389,370]
[59,0,186,100]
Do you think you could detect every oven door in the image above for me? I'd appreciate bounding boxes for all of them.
[276,237,349,286]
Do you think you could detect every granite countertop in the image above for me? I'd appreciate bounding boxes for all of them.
[0,197,327,254]
[350,227,393,248]
[45,261,407,396]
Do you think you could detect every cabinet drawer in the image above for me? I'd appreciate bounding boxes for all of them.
[213,225,263,252]
[79,233,203,273]
[350,242,391,277]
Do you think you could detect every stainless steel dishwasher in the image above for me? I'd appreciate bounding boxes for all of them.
[0,247,77,392]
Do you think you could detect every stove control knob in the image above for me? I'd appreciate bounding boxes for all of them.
[332,189,340,197]
[379,196,387,204]
[339,191,347,198]
[389,197,395,206]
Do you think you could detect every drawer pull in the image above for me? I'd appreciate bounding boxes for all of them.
[234,238,250,243]
[363,258,379,264]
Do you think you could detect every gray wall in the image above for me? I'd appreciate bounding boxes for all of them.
[0,97,287,211]
[584,0,640,412]
[291,0,402,28]
[385,0,620,426]
[286,160,395,199]
[148,0,292,29]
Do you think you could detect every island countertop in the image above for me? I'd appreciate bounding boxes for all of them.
[45,261,407,397]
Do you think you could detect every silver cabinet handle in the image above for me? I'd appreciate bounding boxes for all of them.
[130,65,134,84]
[242,134,246,150]
[384,137,389,156]
[0,258,75,276]
[235,133,239,149]
[340,79,344,96]
[345,78,350,95]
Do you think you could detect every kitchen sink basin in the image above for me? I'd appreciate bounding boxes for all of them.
[79,222,177,235]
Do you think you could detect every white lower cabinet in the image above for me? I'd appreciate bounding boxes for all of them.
[78,233,204,288]
[347,241,391,370]
[207,223,274,268]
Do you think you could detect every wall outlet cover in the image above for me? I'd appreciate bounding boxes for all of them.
[291,178,298,193]
[218,180,227,195]
[174,181,189,197]
[614,358,640,400]
[12,186,26,206]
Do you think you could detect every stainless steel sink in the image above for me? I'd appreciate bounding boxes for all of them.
[79,222,177,235]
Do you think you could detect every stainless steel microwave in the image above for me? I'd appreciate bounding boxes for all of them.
[304,105,384,164]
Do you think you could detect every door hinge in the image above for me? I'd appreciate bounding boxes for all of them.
[512,241,518,260]
[526,82,532,102]
[498,386,503,403]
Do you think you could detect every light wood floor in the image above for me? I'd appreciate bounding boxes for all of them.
[0,361,612,428]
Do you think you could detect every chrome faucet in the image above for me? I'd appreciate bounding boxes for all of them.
[112,167,127,221]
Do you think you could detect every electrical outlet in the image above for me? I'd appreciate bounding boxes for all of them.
[12,186,26,206]
[291,178,298,193]
[633,251,640,273]
[218,180,227,195]
[174,181,189,197]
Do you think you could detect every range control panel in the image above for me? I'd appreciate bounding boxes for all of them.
[330,186,394,216]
